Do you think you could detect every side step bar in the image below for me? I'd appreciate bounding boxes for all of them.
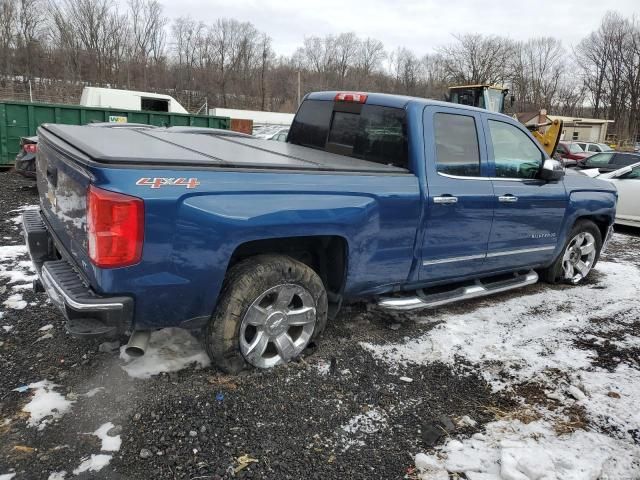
[377,270,538,311]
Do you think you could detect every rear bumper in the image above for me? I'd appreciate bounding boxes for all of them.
[14,154,36,178]
[22,209,133,336]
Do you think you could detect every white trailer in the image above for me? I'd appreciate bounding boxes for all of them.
[80,87,189,114]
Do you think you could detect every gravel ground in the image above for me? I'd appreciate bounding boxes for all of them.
[0,170,638,480]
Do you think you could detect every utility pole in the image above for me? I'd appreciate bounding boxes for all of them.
[297,71,301,107]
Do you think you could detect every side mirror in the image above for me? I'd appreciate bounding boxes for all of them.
[539,159,565,181]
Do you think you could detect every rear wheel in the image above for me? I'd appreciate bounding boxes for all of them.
[539,220,602,285]
[204,255,327,373]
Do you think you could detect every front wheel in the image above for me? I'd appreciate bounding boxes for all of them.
[204,255,328,373]
[539,220,602,285]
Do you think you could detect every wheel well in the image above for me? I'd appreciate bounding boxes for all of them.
[576,215,611,241]
[228,236,348,298]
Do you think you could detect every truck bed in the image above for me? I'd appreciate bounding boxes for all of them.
[40,124,409,174]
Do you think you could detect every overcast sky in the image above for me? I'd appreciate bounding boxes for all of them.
[158,0,640,57]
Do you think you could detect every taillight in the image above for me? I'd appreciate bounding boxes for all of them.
[87,186,144,268]
[334,92,368,103]
[23,143,37,154]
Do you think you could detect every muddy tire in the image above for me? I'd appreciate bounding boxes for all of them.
[204,254,328,373]
[539,220,602,285]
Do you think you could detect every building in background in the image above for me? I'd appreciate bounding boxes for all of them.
[516,110,614,144]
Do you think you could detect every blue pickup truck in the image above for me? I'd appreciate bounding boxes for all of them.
[23,91,616,372]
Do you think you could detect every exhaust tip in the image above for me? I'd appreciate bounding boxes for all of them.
[124,345,146,358]
[125,330,151,358]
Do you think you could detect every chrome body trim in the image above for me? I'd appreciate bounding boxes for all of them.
[423,245,556,266]
[485,245,556,258]
[422,253,486,266]
[437,172,542,182]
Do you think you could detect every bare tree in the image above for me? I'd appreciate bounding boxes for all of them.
[511,37,565,111]
[0,0,17,76]
[354,37,385,88]
[438,33,514,85]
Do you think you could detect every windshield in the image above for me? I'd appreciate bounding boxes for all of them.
[484,89,505,113]
[598,144,613,152]
[569,143,584,153]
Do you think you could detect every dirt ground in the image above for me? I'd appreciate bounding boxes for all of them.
[0,170,639,479]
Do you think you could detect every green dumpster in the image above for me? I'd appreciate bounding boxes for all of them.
[0,100,230,166]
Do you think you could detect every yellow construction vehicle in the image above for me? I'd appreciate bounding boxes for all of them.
[446,84,563,157]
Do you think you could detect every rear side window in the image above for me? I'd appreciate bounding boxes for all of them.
[433,113,480,176]
[288,99,408,169]
[585,153,613,167]
[614,153,640,166]
[288,100,333,149]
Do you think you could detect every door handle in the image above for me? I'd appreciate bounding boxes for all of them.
[498,195,518,203]
[434,195,458,204]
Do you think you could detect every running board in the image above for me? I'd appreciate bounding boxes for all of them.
[377,270,538,311]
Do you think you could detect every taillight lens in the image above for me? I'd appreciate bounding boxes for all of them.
[87,186,144,268]
[23,143,37,154]
[334,92,368,103]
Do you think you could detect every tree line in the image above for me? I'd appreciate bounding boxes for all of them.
[0,1,638,142]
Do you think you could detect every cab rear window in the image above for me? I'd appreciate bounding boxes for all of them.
[288,99,408,169]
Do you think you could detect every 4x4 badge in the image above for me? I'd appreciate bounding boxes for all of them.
[136,178,200,189]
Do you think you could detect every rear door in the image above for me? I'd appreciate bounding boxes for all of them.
[483,116,567,270]
[419,106,494,281]
[611,153,640,170]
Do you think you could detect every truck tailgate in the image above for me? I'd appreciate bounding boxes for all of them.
[36,127,92,272]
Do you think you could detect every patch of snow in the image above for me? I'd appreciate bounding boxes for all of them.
[119,328,211,379]
[39,324,54,331]
[12,283,34,291]
[92,422,122,452]
[414,419,640,480]
[0,473,16,480]
[36,332,54,342]
[342,407,387,435]
[0,269,37,284]
[0,245,26,261]
[315,359,331,375]
[84,387,104,398]
[3,294,27,310]
[362,262,639,391]
[47,472,66,480]
[361,258,640,478]
[18,380,74,430]
[2,326,13,333]
[72,454,112,475]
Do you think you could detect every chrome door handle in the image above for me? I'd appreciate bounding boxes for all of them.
[498,195,518,203]
[434,196,458,204]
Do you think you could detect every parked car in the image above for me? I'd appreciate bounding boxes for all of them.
[575,151,640,173]
[14,122,157,178]
[556,141,593,166]
[579,162,640,228]
[14,136,39,178]
[164,126,253,138]
[268,128,289,142]
[23,91,616,373]
[574,142,614,154]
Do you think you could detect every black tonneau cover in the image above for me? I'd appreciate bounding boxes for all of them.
[40,124,408,174]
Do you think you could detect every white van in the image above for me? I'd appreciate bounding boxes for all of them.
[80,87,188,114]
